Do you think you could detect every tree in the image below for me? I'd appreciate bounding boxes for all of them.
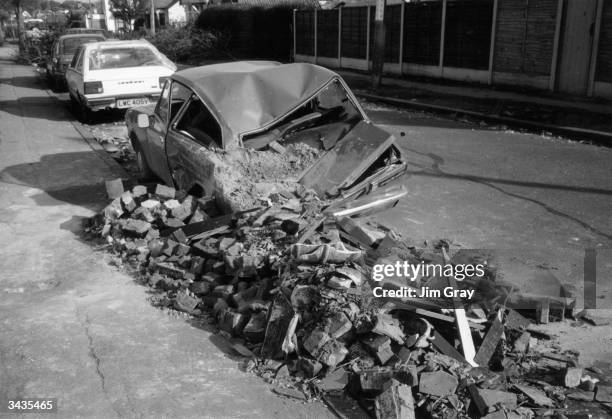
[0,0,42,51]
[108,0,144,32]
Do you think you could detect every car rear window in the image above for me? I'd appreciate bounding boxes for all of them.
[88,46,164,70]
[62,37,103,54]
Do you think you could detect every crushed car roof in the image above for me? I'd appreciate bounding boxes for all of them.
[172,62,340,144]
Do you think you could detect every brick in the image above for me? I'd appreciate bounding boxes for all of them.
[163,218,185,229]
[212,285,234,300]
[175,244,190,257]
[132,185,147,199]
[318,368,348,391]
[375,380,415,419]
[148,238,164,257]
[513,331,531,354]
[595,385,612,403]
[418,371,458,397]
[171,228,188,244]
[218,309,247,336]
[303,329,330,356]
[567,391,594,401]
[103,198,124,220]
[174,290,199,313]
[172,197,194,221]
[363,335,394,365]
[318,340,348,368]
[190,281,211,295]
[105,178,124,199]
[189,256,205,276]
[243,311,267,342]
[297,357,322,378]
[122,219,151,236]
[120,191,137,212]
[325,312,353,339]
[189,208,209,224]
[162,239,178,256]
[141,199,160,210]
[469,386,517,415]
[155,184,176,199]
[133,207,155,223]
[155,262,185,279]
[163,199,180,210]
[564,367,583,388]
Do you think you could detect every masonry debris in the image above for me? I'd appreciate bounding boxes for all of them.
[85,180,609,419]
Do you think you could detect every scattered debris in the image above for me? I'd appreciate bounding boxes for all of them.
[84,181,599,418]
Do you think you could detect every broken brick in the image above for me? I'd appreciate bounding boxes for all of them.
[162,239,178,256]
[155,184,176,200]
[175,290,199,313]
[103,198,124,220]
[122,219,151,236]
[243,311,267,342]
[189,256,205,276]
[105,178,124,199]
[418,371,458,397]
[469,386,517,415]
[212,285,234,300]
[318,340,348,368]
[148,238,164,257]
[325,312,352,339]
[141,199,160,210]
[218,309,247,336]
[363,335,394,365]
[374,380,415,419]
[595,385,612,403]
[297,357,322,378]
[155,262,185,279]
[133,207,155,223]
[175,243,190,257]
[303,329,330,356]
[563,367,583,388]
[132,185,147,199]
[163,218,185,229]
[189,281,211,296]
[120,191,137,212]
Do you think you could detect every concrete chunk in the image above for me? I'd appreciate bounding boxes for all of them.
[596,385,612,403]
[564,367,583,388]
[120,191,137,212]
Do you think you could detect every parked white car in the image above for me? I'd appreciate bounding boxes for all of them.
[65,40,177,122]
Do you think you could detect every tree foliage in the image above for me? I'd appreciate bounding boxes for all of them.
[108,0,145,32]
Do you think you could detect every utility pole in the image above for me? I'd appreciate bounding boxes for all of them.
[371,0,386,89]
[149,0,155,34]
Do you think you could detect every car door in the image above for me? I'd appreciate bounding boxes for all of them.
[144,80,191,186]
[165,92,223,197]
[65,47,84,98]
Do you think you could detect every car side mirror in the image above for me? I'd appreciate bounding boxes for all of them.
[137,114,149,128]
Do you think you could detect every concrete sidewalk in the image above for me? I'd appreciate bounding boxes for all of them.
[0,47,333,418]
[340,70,612,144]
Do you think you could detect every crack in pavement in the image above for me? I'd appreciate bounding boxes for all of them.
[403,148,612,242]
[79,311,122,419]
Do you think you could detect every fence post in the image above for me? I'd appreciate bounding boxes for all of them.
[439,0,447,77]
[588,0,604,96]
[338,8,342,68]
[549,0,564,91]
[366,6,371,67]
[314,9,318,64]
[293,9,297,62]
[488,0,499,85]
[399,2,405,75]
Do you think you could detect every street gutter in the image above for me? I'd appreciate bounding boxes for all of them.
[356,91,612,147]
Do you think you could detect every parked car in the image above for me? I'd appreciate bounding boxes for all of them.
[47,33,106,88]
[64,28,112,38]
[125,61,407,212]
[65,39,176,122]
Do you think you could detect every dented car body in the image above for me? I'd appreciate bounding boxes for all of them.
[126,61,406,212]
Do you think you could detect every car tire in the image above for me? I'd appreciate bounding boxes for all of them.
[135,148,154,179]
[78,99,93,124]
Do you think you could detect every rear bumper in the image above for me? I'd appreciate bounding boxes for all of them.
[85,93,160,111]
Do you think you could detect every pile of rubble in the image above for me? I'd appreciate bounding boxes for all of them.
[86,179,611,419]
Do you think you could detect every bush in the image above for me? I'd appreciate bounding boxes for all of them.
[146,26,225,64]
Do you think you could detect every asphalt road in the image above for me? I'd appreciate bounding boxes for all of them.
[1,46,612,416]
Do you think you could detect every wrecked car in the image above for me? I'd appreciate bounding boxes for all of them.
[125,61,407,212]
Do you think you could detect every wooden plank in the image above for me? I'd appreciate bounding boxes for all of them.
[431,330,468,364]
[474,316,504,367]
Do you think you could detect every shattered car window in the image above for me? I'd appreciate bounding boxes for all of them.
[175,96,222,148]
[243,79,362,149]
[169,82,191,122]
[88,47,164,70]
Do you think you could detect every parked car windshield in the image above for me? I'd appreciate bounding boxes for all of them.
[88,46,164,70]
[62,37,103,55]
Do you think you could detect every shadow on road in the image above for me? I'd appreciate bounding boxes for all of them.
[0,151,115,210]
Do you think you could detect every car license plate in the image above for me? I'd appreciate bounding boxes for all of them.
[116,97,150,108]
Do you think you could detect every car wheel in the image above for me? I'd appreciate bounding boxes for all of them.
[135,149,154,179]
[78,100,93,124]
